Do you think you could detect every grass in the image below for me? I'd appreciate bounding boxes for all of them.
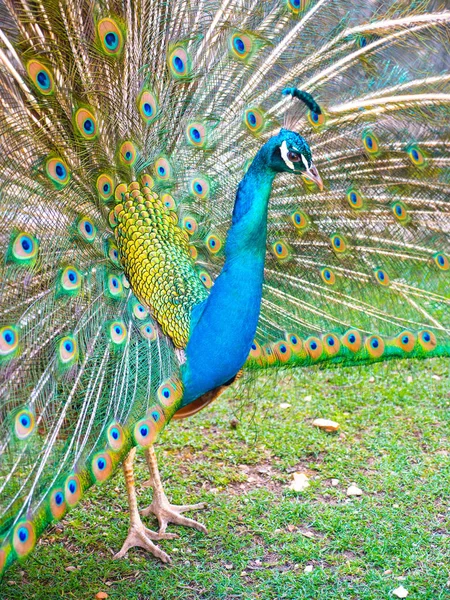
[1,358,449,599]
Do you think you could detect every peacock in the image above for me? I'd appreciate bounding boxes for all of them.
[0,0,449,572]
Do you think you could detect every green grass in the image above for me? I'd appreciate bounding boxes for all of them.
[1,359,449,600]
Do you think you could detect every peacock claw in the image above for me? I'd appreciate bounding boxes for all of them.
[141,496,208,535]
[113,517,177,563]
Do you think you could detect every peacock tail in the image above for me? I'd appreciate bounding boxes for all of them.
[0,0,449,572]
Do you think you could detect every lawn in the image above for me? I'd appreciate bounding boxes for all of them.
[1,359,449,600]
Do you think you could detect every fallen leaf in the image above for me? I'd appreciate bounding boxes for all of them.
[384,569,393,575]
[312,418,340,432]
[279,403,291,409]
[225,564,233,570]
[287,524,296,532]
[331,478,339,487]
[95,593,108,599]
[299,530,315,539]
[392,585,408,598]
[432,374,441,381]
[65,566,77,573]
[347,484,363,496]
[288,472,310,492]
[304,565,313,573]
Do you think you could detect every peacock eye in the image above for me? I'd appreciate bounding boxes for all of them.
[287,151,301,162]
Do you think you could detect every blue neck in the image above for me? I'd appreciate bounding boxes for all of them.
[181,149,276,405]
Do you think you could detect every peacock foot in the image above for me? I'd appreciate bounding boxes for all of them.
[113,514,176,563]
[142,445,207,535]
[141,492,207,535]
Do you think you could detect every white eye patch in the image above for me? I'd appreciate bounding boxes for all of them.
[280,140,295,170]
[301,154,309,169]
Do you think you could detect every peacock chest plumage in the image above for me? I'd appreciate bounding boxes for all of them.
[0,0,449,572]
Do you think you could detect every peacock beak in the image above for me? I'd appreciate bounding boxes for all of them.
[305,163,323,191]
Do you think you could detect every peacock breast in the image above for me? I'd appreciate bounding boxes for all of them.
[110,177,208,348]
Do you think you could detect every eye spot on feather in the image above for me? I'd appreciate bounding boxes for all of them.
[342,329,362,352]
[98,18,125,56]
[320,267,335,285]
[140,323,157,341]
[190,176,210,198]
[396,331,416,353]
[230,32,254,61]
[273,341,292,363]
[433,252,449,271]
[365,335,384,358]
[161,193,176,210]
[138,89,158,123]
[13,522,36,557]
[26,60,54,95]
[77,217,97,242]
[0,325,19,357]
[168,45,191,79]
[186,122,207,147]
[362,131,379,155]
[92,452,113,482]
[158,378,182,407]
[119,141,137,166]
[407,145,426,167]
[392,201,409,223]
[418,330,436,352]
[154,157,172,181]
[331,234,348,254]
[65,474,82,506]
[323,334,340,356]
[8,232,39,267]
[287,0,308,14]
[46,157,71,188]
[305,337,323,360]
[131,300,149,320]
[286,333,303,354]
[14,409,35,440]
[243,108,265,135]
[107,423,125,451]
[206,234,222,254]
[374,267,390,286]
[182,216,198,236]
[199,270,213,288]
[272,240,290,260]
[74,108,98,140]
[347,189,364,210]
[107,274,124,298]
[134,418,157,447]
[248,340,262,359]
[307,110,325,128]
[57,336,78,366]
[109,321,127,346]
[50,488,66,520]
[60,266,82,295]
[291,210,310,232]
[96,174,114,201]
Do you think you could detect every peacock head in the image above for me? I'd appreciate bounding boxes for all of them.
[266,128,323,190]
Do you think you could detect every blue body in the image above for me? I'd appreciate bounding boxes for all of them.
[181,148,276,405]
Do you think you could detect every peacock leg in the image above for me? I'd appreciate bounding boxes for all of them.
[141,445,207,534]
[113,447,176,563]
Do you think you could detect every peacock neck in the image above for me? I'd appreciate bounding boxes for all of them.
[181,150,275,405]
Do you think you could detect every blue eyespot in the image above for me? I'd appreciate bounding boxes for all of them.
[350,192,357,204]
[111,427,119,440]
[158,166,166,176]
[327,337,335,346]
[279,344,287,353]
[21,236,32,252]
[276,244,282,254]
[194,183,203,194]
[292,0,300,6]
[111,278,118,288]
[140,425,149,437]
[37,70,50,90]
[311,111,319,123]
[83,119,94,133]
[334,238,341,248]
[55,163,66,179]
[69,481,77,494]
[191,128,200,141]
[68,270,77,283]
[438,255,445,266]
[378,271,385,281]
[411,149,419,162]
[113,250,118,258]
[64,341,73,353]
[423,332,431,342]
[151,411,160,422]
[162,388,170,399]
[295,213,301,224]
[402,336,409,345]
[84,222,92,234]
[105,32,118,50]
[18,527,28,543]
[291,336,297,344]
[143,102,153,116]
[173,56,184,72]
[366,136,373,149]
[247,112,257,126]
[114,326,122,335]
[371,339,379,349]
[395,205,402,216]
[55,492,64,506]
[20,415,30,427]
[234,37,245,53]
[97,458,106,470]
[324,270,331,280]
[251,343,257,350]
[103,183,111,194]
[348,334,356,344]
[359,36,367,47]
[310,341,317,350]
[4,331,13,344]
[125,151,132,160]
